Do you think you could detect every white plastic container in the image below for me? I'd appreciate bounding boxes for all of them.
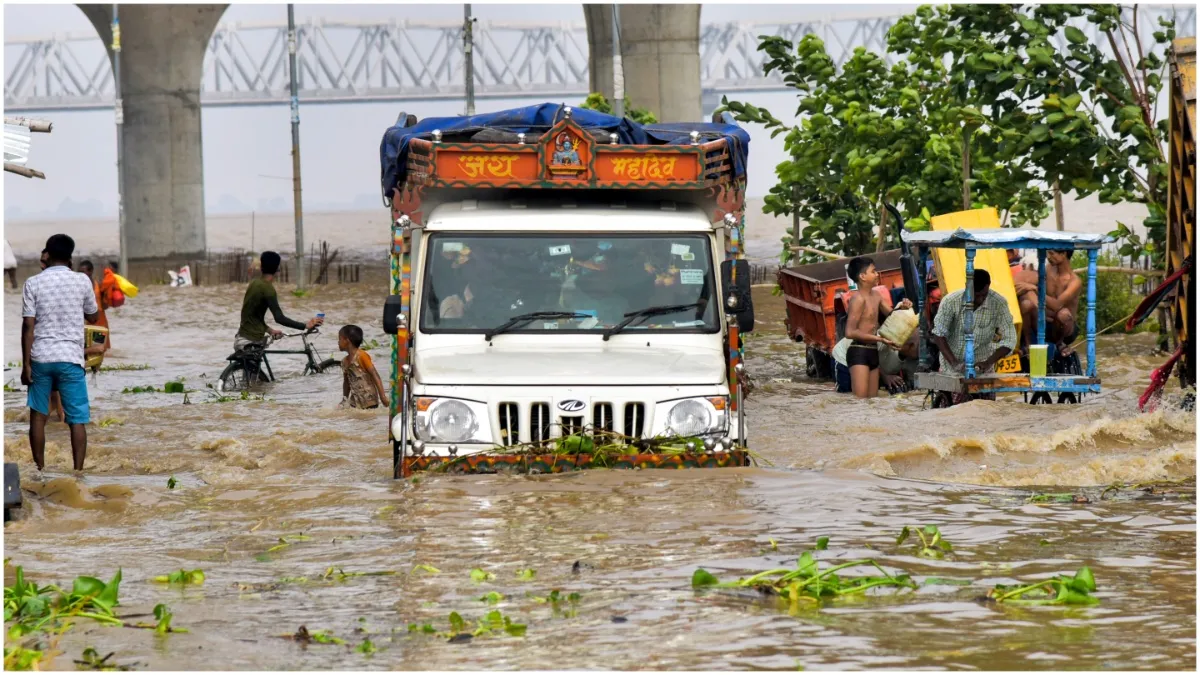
[878,308,918,347]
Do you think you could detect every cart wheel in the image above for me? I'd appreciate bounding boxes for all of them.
[1057,392,1078,405]
[805,345,818,378]
[1029,392,1052,405]
[930,391,954,409]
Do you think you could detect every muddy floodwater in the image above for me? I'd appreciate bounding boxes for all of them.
[3,280,1195,670]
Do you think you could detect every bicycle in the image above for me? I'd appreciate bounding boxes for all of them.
[218,329,339,392]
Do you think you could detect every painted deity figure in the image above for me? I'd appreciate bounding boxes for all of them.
[552,133,581,166]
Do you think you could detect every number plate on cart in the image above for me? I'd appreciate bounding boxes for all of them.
[995,354,1022,374]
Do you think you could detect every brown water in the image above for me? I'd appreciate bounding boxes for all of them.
[3,282,1195,670]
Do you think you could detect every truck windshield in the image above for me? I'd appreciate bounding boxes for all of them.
[421,233,719,335]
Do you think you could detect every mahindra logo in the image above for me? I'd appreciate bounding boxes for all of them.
[557,399,586,413]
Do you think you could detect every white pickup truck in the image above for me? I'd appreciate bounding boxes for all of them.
[379,104,753,477]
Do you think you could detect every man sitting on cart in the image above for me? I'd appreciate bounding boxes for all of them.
[1012,249,1081,355]
[931,269,1018,388]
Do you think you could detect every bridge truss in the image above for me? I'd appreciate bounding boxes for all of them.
[4,6,1195,112]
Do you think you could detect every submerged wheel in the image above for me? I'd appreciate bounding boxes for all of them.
[930,391,954,409]
[313,358,339,374]
[1029,391,1053,405]
[1057,392,1079,405]
[218,361,268,392]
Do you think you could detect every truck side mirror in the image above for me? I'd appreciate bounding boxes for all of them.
[383,295,405,334]
[720,259,755,333]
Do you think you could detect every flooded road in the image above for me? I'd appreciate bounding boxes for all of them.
[3,280,1195,670]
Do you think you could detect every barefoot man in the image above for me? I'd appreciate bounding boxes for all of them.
[1013,249,1081,354]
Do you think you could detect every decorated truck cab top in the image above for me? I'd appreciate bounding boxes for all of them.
[378,103,752,477]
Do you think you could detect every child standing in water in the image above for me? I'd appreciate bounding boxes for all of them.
[338,325,389,409]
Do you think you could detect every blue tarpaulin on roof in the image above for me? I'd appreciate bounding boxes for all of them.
[379,103,750,198]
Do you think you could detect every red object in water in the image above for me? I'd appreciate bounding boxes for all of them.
[1139,345,1185,412]
[110,288,125,307]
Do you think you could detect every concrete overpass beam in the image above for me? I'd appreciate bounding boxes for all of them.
[584,4,702,123]
[79,4,226,260]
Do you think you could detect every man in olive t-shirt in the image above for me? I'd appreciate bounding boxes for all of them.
[234,251,322,352]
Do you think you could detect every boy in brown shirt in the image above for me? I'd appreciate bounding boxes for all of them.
[338,324,389,409]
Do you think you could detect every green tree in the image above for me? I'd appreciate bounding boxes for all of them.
[580,93,658,125]
[719,34,1045,264]
[888,4,1180,264]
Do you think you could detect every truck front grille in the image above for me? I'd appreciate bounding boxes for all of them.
[530,403,551,444]
[498,402,519,446]
[593,403,615,434]
[560,416,584,436]
[624,403,646,438]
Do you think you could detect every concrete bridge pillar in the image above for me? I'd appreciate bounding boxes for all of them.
[584,4,701,123]
[79,4,226,260]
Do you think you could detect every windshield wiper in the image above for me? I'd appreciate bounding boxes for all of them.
[484,311,591,341]
[601,303,703,342]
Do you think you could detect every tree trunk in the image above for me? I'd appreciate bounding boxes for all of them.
[876,200,888,253]
[1054,179,1064,231]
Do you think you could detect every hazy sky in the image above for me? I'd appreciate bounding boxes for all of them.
[2,3,922,220]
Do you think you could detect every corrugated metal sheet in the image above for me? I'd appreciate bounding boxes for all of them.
[3,124,31,166]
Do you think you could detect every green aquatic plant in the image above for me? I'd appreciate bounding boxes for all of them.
[515,568,536,581]
[469,568,495,584]
[479,592,504,604]
[166,476,177,490]
[97,418,123,429]
[354,638,376,655]
[988,567,1099,606]
[73,646,134,671]
[692,550,917,606]
[1027,492,1087,504]
[896,526,953,559]
[151,569,204,585]
[410,564,441,576]
[121,385,160,394]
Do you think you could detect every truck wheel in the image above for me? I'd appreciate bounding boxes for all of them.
[805,346,832,379]
[930,392,953,409]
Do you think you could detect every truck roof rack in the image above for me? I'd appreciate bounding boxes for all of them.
[381,103,748,201]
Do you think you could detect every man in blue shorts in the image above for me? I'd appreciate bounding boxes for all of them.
[21,234,99,472]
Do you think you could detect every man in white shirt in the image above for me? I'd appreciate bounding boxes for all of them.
[21,234,99,472]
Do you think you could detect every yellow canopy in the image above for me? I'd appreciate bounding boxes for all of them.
[928,207,1022,336]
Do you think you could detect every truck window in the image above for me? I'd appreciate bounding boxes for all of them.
[421,234,718,334]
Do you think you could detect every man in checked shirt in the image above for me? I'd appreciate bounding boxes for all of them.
[931,269,1018,389]
[21,234,100,473]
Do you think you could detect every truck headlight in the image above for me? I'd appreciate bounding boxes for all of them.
[663,397,727,437]
[413,397,490,444]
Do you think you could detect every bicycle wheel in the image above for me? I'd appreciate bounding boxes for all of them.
[309,358,339,375]
[218,361,266,392]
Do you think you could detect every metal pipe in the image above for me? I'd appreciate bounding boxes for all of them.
[964,247,976,379]
[463,4,475,116]
[1036,248,1047,345]
[113,5,127,274]
[916,246,929,371]
[287,4,306,289]
[611,4,624,118]
[1086,249,1098,377]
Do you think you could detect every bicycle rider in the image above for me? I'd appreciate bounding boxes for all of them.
[234,251,323,354]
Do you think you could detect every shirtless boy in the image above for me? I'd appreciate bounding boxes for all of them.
[844,256,912,399]
[1013,249,1081,354]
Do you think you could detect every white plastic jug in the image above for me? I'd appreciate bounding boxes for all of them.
[878,308,918,347]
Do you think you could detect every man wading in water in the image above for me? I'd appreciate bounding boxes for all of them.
[844,256,911,399]
[234,251,322,353]
[21,234,100,473]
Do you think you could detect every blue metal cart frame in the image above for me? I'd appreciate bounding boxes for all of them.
[902,228,1112,400]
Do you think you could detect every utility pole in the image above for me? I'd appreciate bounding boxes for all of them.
[1053,179,1065,230]
[463,4,475,116]
[112,6,127,274]
[287,4,306,289]
[612,4,624,118]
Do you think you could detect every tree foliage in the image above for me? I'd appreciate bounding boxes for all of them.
[721,4,1181,266]
[889,4,1178,263]
[580,93,658,125]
